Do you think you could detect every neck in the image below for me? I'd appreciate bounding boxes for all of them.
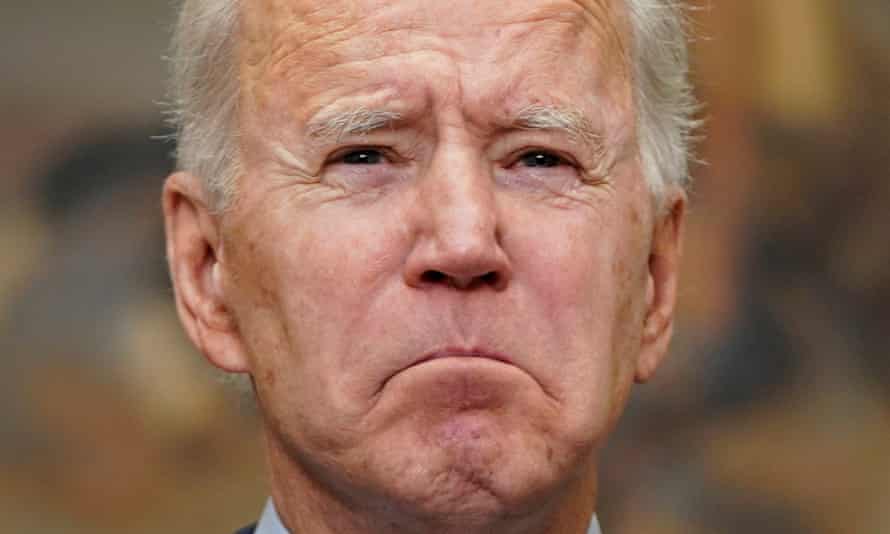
[265,435,599,534]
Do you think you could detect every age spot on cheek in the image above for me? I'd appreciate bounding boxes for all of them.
[629,205,641,225]
[264,368,277,388]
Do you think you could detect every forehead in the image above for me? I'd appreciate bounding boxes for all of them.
[238,0,633,134]
[240,0,630,76]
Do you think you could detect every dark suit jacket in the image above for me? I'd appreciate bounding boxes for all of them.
[234,524,256,534]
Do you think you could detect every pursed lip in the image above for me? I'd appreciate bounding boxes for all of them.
[378,347,518,394]
[408,347,517,370]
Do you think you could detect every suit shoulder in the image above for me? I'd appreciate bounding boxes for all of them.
[233,524,257,534]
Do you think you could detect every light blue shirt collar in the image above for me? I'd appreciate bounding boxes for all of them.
[256,499,602,534]
[254,500,286,534]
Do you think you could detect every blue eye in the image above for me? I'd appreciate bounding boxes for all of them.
[519,151,564,168]
[341,149,384,165]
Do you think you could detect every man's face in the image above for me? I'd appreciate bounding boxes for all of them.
[167,0,683,526]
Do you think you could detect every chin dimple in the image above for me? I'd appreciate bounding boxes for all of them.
[428,414,503,485]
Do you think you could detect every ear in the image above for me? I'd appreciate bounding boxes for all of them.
[635,190,686,383]
[162,172,250,374]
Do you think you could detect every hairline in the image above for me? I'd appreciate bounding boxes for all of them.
[167,0,697,211]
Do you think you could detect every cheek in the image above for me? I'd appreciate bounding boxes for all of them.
[279,203,405,322]
[510,202,648,409]
[226,197,411,394]
[519,211,634,334]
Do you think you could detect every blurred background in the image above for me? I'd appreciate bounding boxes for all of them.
[1,1,887,533]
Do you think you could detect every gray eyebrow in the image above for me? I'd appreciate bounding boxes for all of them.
[306,108,403,143]
[514,104,607,162]
[304,104,612,175]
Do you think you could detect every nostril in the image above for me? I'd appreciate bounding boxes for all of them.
[480,271,499,286]
[419,269,501,289]
[421,270,447,284]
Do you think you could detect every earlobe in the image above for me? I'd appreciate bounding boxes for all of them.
[163,172,250,374]
[635,192,686,384]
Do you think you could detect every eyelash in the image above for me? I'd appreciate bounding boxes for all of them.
[329,147,578,171]
[330,147,391,165]
[510,149,574,169]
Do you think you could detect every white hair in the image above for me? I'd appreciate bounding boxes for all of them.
[167,0,241,209]
[167,0,698,210]
[625,0,700,202]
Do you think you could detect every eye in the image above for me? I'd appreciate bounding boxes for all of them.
[495,148,582,193]
[324,147,406,193]
[340,148,385,165]
[517,150,567,168]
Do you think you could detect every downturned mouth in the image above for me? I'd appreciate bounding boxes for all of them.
[377,347,517,394]
[409,348,516,370]
[374,346,554,403]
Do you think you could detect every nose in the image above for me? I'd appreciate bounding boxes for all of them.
[403,148,512,291]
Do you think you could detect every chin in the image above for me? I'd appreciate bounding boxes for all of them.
[365,414,594,534]
[364,380,587,525]
[378,428,547,518]
[267,358,599,529]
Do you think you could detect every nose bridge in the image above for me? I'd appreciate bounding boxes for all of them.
[404,137,510,290]
[423,141,497,253]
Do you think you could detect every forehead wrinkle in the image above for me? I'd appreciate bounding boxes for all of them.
[238,0,634,159]
[460,1,631,133]
[493,0,628,64]
[241,0,367,86]
[569,0,631,63]
[495,0,603,31]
